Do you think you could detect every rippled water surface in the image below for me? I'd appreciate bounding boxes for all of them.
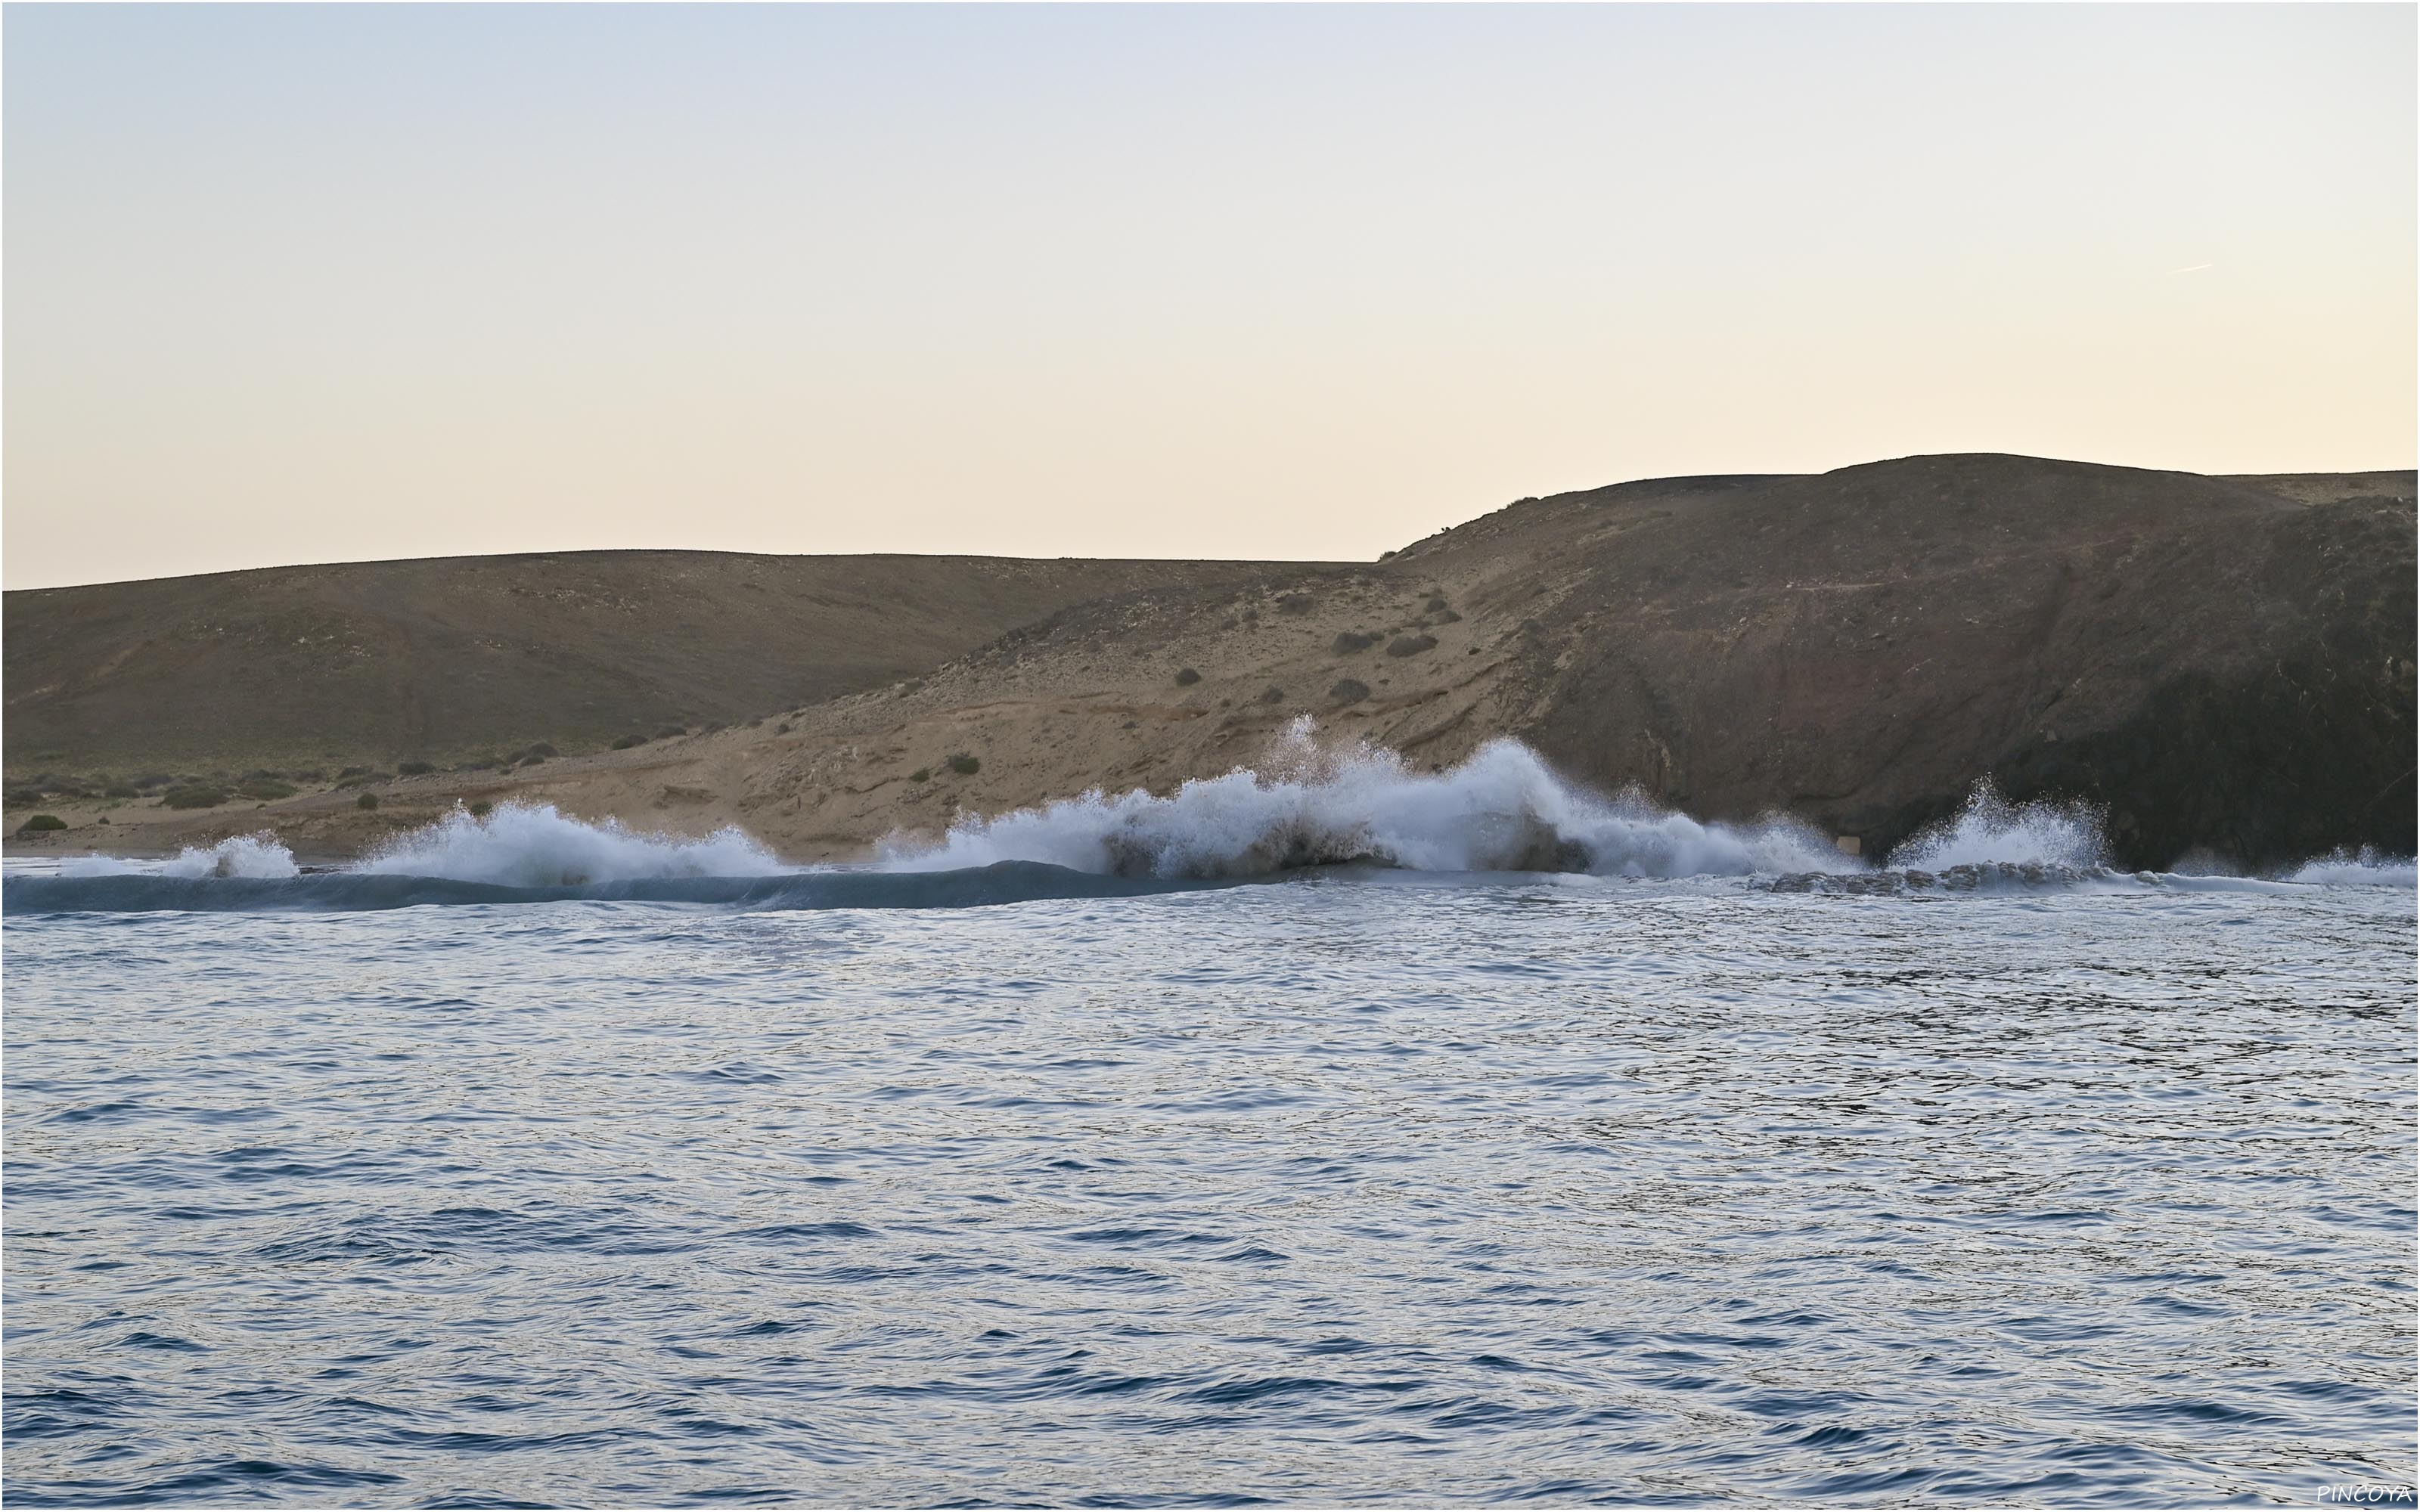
[6,872,2413,1505]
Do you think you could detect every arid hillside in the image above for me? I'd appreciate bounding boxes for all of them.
[5,552,1302,776]
[10,457,2412,872]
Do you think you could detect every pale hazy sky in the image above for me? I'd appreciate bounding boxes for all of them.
[5,3,2413,589]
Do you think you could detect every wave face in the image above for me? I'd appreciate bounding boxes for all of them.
[2,860,1206,916]
[883,720,1845,879]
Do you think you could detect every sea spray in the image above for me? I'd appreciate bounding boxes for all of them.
[1888,781,2108,871]
[357,801,787,888]
[880,717,1847,879]
[23,735,2412,904]
[61,833,302,880]
[2283,847,2420,889]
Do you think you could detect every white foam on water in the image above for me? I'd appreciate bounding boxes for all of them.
[355,802,790,888]
[60,834,302,879]
[1888,782,2107,871]
[880,719,1847,880]
[2282,848,2419,889]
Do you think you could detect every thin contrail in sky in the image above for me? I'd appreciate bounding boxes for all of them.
[2162,262,2216,275]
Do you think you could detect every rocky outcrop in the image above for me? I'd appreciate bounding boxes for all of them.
[1492,457,2413,869]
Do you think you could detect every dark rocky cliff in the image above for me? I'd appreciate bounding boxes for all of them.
[1465,456,2413,870]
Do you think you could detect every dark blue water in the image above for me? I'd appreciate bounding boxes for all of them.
[6,869,2413,1504]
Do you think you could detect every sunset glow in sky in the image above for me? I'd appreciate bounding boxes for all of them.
[6,3,2412,588]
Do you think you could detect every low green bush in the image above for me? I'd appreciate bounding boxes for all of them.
[946,754,980,776]
[613,734,649,750]
[1329,678,1372,705]
[356,792,380,811]
[18,813,66,832]
[397,761,436,776]
[1332,632,1376,655]
[104,783,140,799]
[909,767,932,783]
[468,800,493,818]
[160,785,228,809]
[1258,686,1286,704]
[1385,634,1438,658]
[237,779,297,801]
[1174,668,1202,686]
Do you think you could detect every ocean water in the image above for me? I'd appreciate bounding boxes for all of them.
[5,739,2415,1507]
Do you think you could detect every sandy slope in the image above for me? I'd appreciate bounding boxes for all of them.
[4,551,1308,776]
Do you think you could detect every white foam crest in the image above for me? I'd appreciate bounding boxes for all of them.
[881,719,1846,879]
[61,833,301,879]
[356,802,789,887]
[1889,782,2108,871]
[2282,847,2418,889]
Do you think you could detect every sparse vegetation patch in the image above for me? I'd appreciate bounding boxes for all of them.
[160,785,229,810]
[1386,634,1438,658]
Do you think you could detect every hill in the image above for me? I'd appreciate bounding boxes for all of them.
[8,457,2412,872]
[3,552,1303,778]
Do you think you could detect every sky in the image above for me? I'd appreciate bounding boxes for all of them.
[5,3,2413,590]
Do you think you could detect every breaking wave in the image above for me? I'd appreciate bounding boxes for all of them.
[1887,782,2105,871]
[8,729,2411,912]
[882,720,1843,879]
[63,833,302,880]
[357,802,786,888]
[2282,847,2419,889]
